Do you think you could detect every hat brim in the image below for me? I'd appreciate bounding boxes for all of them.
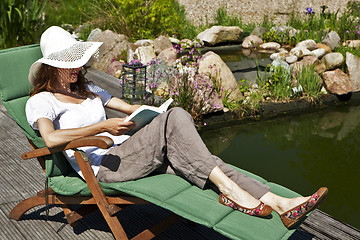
[28,41,104,85]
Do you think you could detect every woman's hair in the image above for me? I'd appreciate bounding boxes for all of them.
[31,64,94,97]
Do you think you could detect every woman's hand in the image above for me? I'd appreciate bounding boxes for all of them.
[101,118,136,136]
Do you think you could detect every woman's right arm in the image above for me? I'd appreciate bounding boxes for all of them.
[37,117,135,148]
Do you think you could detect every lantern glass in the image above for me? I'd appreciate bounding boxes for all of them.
[121,63,147,103]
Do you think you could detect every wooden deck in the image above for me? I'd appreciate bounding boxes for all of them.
[0,69,359,239]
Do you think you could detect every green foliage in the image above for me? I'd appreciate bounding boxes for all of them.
[262,29,296,46]
[44,0,90,27]
[257,64,292,101]
[295,65,322,102]
[87,0,193,41]
[0,0,47,49]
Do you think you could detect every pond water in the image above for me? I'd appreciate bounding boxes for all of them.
[202,44,272,84]
[200,103,360,229]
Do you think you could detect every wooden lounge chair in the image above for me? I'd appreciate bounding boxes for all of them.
[0,44,303,240]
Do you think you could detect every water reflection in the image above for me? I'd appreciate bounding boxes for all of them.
[200,104,360,228]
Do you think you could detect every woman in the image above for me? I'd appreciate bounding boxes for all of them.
[26,26,327,229]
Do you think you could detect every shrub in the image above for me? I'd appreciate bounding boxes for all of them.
[294,65,322,102]
[0,0,47,49]
[87,0,194,41]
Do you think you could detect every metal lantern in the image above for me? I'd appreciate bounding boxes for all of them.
[121,63,147,102]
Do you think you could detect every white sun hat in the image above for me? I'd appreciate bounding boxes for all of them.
[28,26,104,85]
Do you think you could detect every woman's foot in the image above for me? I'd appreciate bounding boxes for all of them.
[280,187,328,228]
[219,193,273,217]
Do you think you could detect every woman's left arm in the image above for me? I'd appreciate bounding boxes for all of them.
[105,97,141,115]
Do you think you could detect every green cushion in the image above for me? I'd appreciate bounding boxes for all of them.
[0,44,41,102]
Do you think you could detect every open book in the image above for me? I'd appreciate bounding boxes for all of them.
[124,98,173,135]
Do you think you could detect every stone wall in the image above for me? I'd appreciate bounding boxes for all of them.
[177,0,352,25]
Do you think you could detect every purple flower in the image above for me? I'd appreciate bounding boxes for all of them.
[203,122,207,126]
[346,30,350,34]
[306,7,314,15]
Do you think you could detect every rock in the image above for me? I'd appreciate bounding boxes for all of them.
[312,48,326,59]
[87,28,102,41]
[169,37,180,44]
[270,52,288,61]
[251,26,268,38]
[157,48,177,67]
[259,42,281,51]
[322,69,351,95]
[92,30,129,72]
[154,36,173,55]
[315,63,326,74]
[270,25,297,37]
[285,54,298,64]
[134,39,154,46]
[322,52,344,70]
[346,52,360,92]
[242,35,263,49]
[106,60,125,77]
[271,59,291,77]
[301,56,320,67]
[193,73,224,114]
[296,39,318,51]
[343,40,360,48]
[290,47,312,58]
[278,48,289,53]
[135,45,156,65]
[322,31,340,50]
[198,51,242,100]
[196,26,243,46]
[317,43,332,54]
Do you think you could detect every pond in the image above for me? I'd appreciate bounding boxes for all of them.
[202,44,272,84]
[200,103,360,229]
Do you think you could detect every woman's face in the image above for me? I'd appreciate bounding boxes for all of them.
[57,67,82,84]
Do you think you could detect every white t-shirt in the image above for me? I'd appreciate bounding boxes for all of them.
[25,84,130,178]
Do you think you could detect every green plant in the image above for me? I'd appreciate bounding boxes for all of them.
[87,0,193,41]
[0,0,47,49]
[295,65,322,102]
[257,64,292,101]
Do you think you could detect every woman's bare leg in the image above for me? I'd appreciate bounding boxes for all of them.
[209,166,261,208]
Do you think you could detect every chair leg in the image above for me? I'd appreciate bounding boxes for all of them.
[9,195,45,220]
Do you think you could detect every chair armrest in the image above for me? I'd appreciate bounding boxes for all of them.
[21,136,114,160]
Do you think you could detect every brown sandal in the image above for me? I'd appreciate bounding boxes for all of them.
[280,187,328,228]
[219,193,273,217]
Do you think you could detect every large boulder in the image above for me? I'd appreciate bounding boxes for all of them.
[242,35,263,49]
[322,52,344,70]
[154,36,173,55]
[106,60,125,78]
[259,42,281,51]
[196,26,243,46]
[322,31,340,50]
[198,51,242,100]
[157,48,177,67]
[296,39,318,51]
[346,52,360,92]
[92,30,129,72]
[135,46,156,65]
[322,69,351,95]
[316,43,332,54]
